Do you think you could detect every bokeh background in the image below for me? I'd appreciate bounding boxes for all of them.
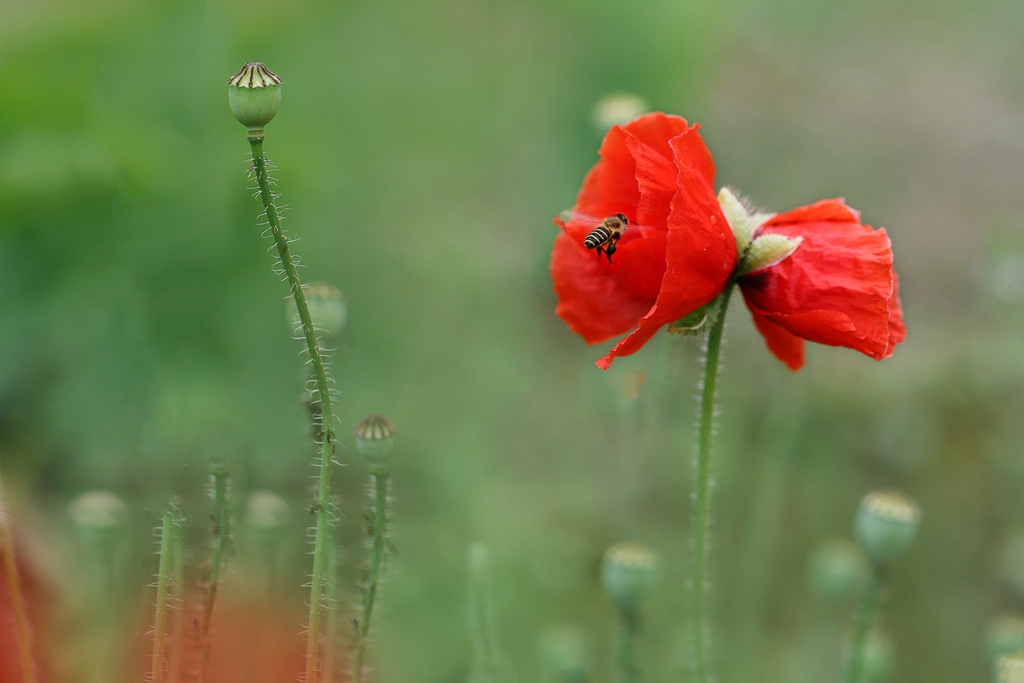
[1,0,1023,681]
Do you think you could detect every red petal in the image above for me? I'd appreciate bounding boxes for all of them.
[741,200,904,364]
[748,307,805,371]
[550,232,654,344]
[596,127,737,369]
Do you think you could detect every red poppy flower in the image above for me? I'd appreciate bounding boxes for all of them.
[550,113,904,371]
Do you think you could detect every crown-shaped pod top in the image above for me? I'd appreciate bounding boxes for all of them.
[227,62,282,135]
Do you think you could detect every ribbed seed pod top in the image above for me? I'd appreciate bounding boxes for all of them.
[227,62,282,133]
[355,414,397,470]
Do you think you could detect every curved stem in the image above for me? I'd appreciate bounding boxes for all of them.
[0,465,37,683]
[691,284,733,683]
[353,471,390,683]
[845,565,883,683]
[616,608,639,683]
[248,136,336,683]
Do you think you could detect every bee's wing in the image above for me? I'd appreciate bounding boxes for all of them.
[557,210,603,228]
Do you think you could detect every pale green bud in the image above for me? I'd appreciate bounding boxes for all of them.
[718,187,773,254]
[601,542,659,611]
[244,490,290,531]
[740,233,803,275]
[288,282,347,338]
[997,655,1024,683]
[593,92,649,130]
[227,62,282,136]
[856,491,920,565]
[69,490,127,531]
[988,616,1024,660]
[808,540,868,603]
[354,414,397,471]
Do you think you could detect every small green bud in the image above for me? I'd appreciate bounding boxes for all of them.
[601,542,659,611]
[997,655,1024,683]
[227,62,282,136]
[855,491,920,565]
[718,187,773,254]
[244,490,290,531]
[988,616,1024,660]
[69,490,128,531]
[538,625,589,683]
[288,282,347,339]
[739,233,803,275]
[354,414,397,470]
[808,539,869,603]
[593,92,649,130]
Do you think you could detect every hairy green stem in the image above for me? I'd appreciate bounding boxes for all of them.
[0,465,37,683]
[467,544,513,683]
[168,517,185,683]
[248,136,336,683]
[691,284,733,683]
[845,565,883,683]
[199,465,231,683]
[151,503,180,683]
[353,471,390,683]
[324,526,341,683]
[616,608,639,683]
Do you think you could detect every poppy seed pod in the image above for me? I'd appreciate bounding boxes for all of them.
[855,491,920,565]
[354,414,397,470]
[601,542,659,612]
[987,616,1024,661]
[227,62,282,135]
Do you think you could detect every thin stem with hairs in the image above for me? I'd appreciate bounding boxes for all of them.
[353,471,390,683]
[151,502,182,683]
[199,463,231,683]
[247,134,337,683]
[691,283,734,683]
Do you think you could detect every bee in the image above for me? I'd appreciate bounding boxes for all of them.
[583,213,629,263]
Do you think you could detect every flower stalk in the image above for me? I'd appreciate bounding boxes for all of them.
[151,501,183,683]
[615,608,639,683]
[353,470,390,683]
[845,565,882,683]
[0,464,37,683]
[247,133,337,683]
[691,283,734,683]
[199,462,232,683]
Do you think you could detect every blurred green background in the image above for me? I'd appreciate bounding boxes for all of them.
[1,0,1023,681]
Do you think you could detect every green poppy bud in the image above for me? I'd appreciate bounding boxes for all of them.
[601,542,659,612]
[354,414,397,471]
[855,491,921,565]
[808,539,869,603]
[988,616,1024,660]
[739,233,803,275]
[997,655,1024,683]
[287,282,347,339]
[227,62,282,137]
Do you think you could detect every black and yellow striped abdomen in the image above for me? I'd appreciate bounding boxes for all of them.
[584,226,613,250]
